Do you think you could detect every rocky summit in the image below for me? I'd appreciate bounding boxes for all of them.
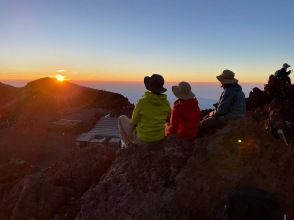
[0,115,293,219]
[0,79,293,219]
[78,117,293,220]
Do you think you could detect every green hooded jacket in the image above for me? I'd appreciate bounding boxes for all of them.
[131,92,171,143]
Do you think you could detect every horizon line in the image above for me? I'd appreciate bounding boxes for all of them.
[0,78,265,85]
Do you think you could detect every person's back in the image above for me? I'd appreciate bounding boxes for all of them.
[274,63,291,85]
[118,74,170,148]
[275,68,290,79]
[167,81,200,141]
[216,84,246,120]
[200,70,245,135]
[168,99,200,141]
[132,92,170,142]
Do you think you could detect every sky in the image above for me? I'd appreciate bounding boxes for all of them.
[0,0,293,83]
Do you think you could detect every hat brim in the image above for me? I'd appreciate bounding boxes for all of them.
[216,75,238,84]
[144,76,167,94]
[172,86,195,100]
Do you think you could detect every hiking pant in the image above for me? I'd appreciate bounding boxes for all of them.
[200,116,227,135]
[118,115,140,147]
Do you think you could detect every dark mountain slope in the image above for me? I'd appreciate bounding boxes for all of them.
[0,77,132,164]
[0,77,132,119]
[0,82,20,107]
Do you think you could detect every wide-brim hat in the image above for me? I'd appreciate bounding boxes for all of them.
[144,74,167,94]
[216,69,238,84]
[172,81,195,100]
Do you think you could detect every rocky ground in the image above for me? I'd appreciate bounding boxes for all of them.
[0,114,293,220]
[0,78,293,219]
[0,144,116,219]
[78,116,293,220]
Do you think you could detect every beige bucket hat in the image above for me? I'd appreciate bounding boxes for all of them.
[216,69,238,84]
[172,81,195,100]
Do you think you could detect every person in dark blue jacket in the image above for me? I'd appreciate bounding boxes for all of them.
[200,70,246,134]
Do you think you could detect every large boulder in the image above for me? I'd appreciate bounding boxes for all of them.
[78,137,194,220]
[78,117,294,220]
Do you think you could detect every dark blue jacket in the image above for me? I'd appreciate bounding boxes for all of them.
[215,84,246,119]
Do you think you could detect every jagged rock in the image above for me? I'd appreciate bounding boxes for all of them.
[0,145,116,220]
[78,117,294,220]
[0,159,34,219]
[0,159,33,183]
[247,82,294,144]
[1,78,293,220]
[246,87,271,111]
[78,137,193,220]
[169,117,294,219]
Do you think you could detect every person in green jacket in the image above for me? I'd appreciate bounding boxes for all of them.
[118,74,171,148]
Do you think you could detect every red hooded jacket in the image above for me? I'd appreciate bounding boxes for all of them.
[167,98,200,141]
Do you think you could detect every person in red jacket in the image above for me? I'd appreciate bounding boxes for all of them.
[166,81,201,141]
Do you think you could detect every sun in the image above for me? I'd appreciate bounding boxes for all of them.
[55,74,65,82]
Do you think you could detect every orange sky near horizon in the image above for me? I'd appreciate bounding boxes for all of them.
[0,66,272,84]
[1,0,293,86]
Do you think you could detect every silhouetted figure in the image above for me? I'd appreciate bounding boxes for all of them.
[246,87,271,111]
[264,64,292,100]
[166,81,200,142]
[275,63,291,85]
[118,74,171,148]
[200,70,246,135]
[264,74,284,97]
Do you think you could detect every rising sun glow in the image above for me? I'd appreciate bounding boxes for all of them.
[55,74,65,82]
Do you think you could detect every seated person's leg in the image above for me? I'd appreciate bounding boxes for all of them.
[200,116,218,130]
[118,115,136,147]
[200,116,227,134]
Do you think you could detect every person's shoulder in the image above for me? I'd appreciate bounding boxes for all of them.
[161,95,170,104]
[162,98,171,110]
[224,86,240,95]
[165,99,171,109]
[223,87,233,93]
[275,69,280,74]
[172,100,182,109]
[135,97,146,106]
[173,99,181,106]
[234,85,245,97]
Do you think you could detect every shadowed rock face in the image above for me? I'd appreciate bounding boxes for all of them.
[78,117,294,220]
[2,116,293,220]
[246,84,294,144]
[0,145,116,220]
[78,137,194,220]
[0,82,20,106]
